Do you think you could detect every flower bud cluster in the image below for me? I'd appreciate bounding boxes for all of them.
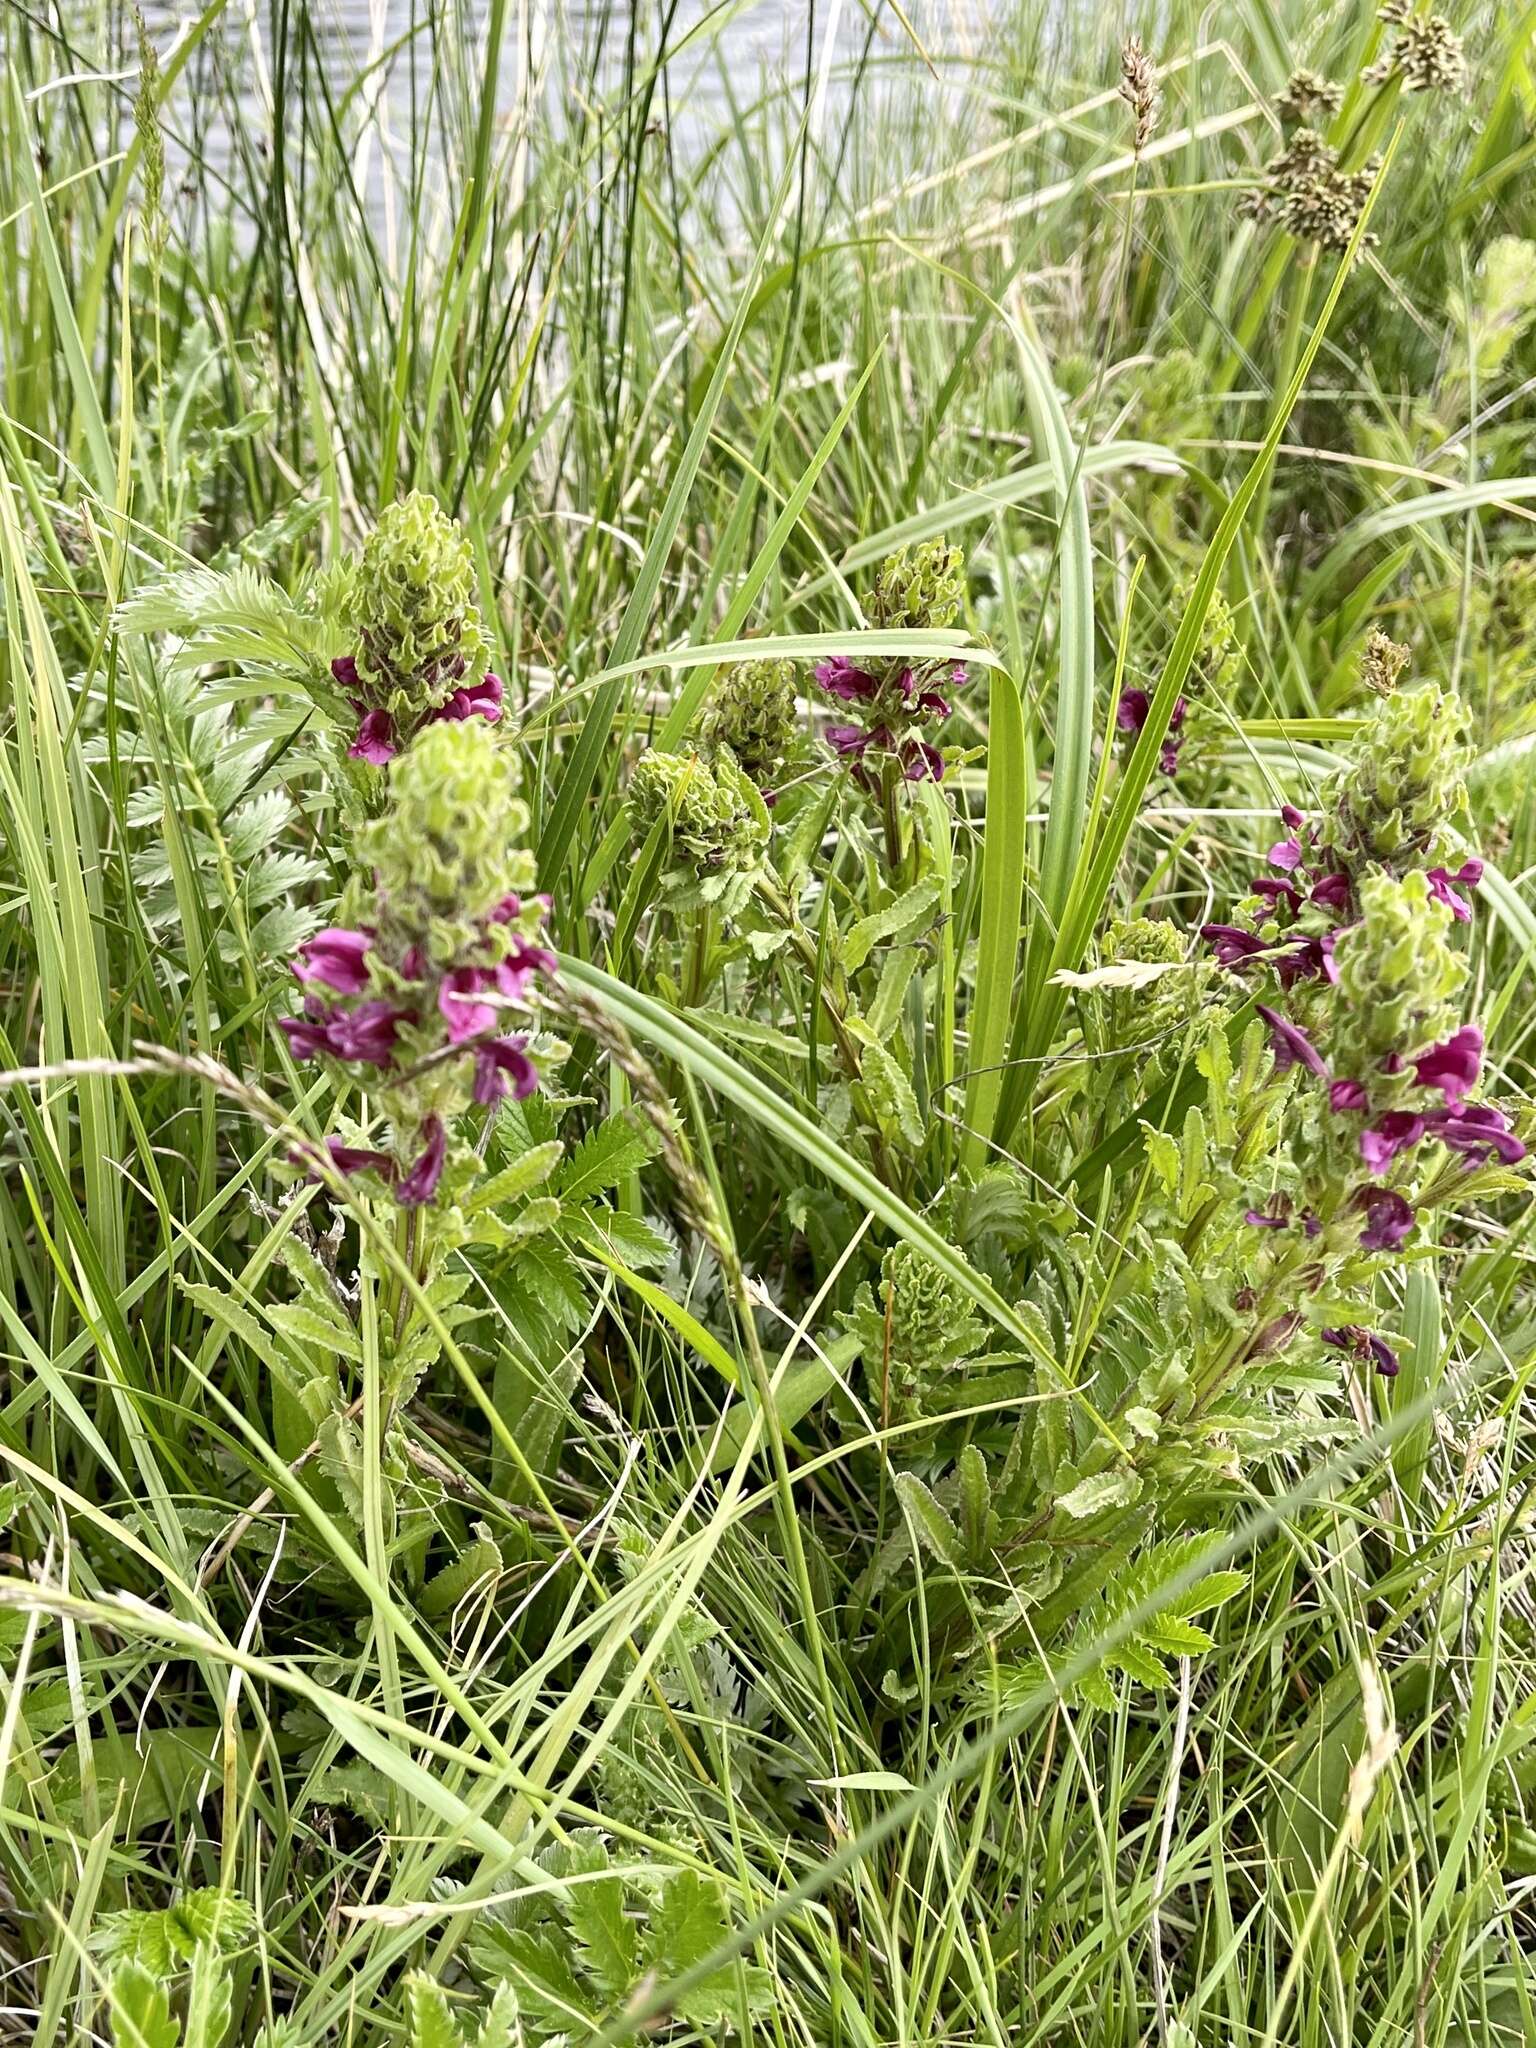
[627,746,773,919]
[695,657,801,795]
[332,493,502,765]
[280,721,554,1206]
[1367,6,1467,93]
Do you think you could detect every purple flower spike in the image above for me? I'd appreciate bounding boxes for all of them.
[815,657,880,705]
[1330,1078,1368,1113]
[1256,1003,1328,1077]
[1413,1025,1483,1105]
[472,1035,538,1107]
[1354,1184,1415,1251]
[1359,1110,1427,1173]
[397,1117,447,1207]
[1116,688,1150,732]
[1426,859,1483,923]
[293,927,373,996]
[349,707,397,764]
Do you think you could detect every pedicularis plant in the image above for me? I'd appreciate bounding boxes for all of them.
[228,500,1529,1734]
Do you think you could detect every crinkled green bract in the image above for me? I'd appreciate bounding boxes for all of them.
[628,746,770,918]
[1103,916,1185,967]
[345,491,490,717]
[849,1241,987,1420]
[696,657,799,787]
[869,538,965,632]
[1331,869,1466,1068]
[359,720,535,956]
[1327,683,1469,868]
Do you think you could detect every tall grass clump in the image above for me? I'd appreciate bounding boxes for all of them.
[1,0,1535,2042]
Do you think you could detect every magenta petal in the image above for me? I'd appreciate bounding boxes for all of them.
[438,967,498,1044]
[326,1139,397,1180]
[1353,1184,1415,1251]
[293,927,373,996]
[1359,1110,1426,1172]
[397,1117,447,1207]
[902,738,945,782]
[1256,1003,1328,1077]
[1280,804,1305,830]
[1426,1102,1527,1165]
[1330,1078,1368,1113]
[815,656,880,704]
[1203,922,1265,969]
[331,655,360,687]
[1116,688,1150,733]
[1310,872,1351,910]
[1245,1207,1289,1229]
[472,1036,538,1107]
[327,999,405,1066]
[349,708,397,764]
[1412,1025,1483,1105]
[1426,862,1482,922]
[1267,835,1303,872]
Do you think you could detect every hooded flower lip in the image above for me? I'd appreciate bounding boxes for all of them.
[293,927,373,996]
[1430,1101,1526,1165]
[1323,1324,1400,1377]
[1202,922,1268,968]
[1330,1077,1368,1113]
[280,997,404,1067]
[326,1139,397,1180]
[438,671,504,724]
[349,707,398,764]
[1256,1003,1328,1077]
[1359,1109,1427,1173]
[1354,1183,1415,1250]
[1310,872,1351,910]
[1426,859,1483,922]
[1412,1024,1483,1104]
[472,1035,539,1107]
[815,656,881,705]
[396,1117,447,1207]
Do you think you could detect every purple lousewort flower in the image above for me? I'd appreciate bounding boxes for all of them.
[1253,876,1303,910]
[278,1004,339,1061]
[496,940,558,1002]
[1267,835,1304,872]
[1310,872,1351,910]
[326,999,406,1066]
[1245,1206,1290,1228]
[1257,1003,1328,1077]
[1117,688,1150,732]
[826,722,882,757]
[437,671,504,724]
[1359,1110,1427,1173]
[1426,1101,1527,1165]
[349,706,398,764]
[1202,922,1267,968]
[293,926,373,996]
[1323,1325,1399,1377]
[1280,804,1305,830]
[472,1035,538,1107]
[438,966,499,1043]
[815,656,881,704]
[1354,1184,1415,1250]
[1330,1077,1368,1112]
[331,655,360,689]
[326,1139,397,1180]
[914,689,953,719]
[902,738,946,783]
[1426,858,1483,922]
[397,1117,448,1206]
[1412,1024,1483,1104]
